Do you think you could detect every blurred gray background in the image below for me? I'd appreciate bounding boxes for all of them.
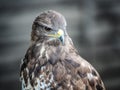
[0,0,120,90]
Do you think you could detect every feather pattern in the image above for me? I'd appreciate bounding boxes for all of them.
[20,10,105,90]
[20,36,105,90]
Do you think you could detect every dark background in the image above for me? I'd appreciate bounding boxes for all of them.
[0,0,120,90]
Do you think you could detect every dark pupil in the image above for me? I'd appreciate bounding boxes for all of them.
[44,26,52,32]
[34,22,52,31]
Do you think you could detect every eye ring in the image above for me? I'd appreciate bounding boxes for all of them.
[34,21,53,32]
[44,26,52,32]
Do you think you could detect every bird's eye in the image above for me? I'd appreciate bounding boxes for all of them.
[44,26,52,32]
[34,21,52,32]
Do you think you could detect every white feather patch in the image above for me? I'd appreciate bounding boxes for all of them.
[87,73,94,81]
[38,44,45,59]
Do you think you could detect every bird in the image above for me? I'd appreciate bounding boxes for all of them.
[20,10,105,90]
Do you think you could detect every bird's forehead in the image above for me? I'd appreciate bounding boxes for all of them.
[34,10,67,30]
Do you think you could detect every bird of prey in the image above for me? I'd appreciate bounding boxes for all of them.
[20,10,105,90]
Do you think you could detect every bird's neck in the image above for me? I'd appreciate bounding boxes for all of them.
[30,35,76,54]
[28,35,78,66]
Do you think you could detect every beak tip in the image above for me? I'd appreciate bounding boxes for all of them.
[59,35,64,45]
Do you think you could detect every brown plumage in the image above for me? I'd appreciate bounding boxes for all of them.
[20,10,105,90]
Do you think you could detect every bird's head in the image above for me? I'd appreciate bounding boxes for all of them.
[31,10,67,45]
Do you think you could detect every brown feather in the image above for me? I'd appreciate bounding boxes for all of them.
[20,10,105,90]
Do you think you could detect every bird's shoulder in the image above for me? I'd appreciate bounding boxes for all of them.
[62,46,105,90]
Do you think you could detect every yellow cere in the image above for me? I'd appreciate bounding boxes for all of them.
[57,29,64,37]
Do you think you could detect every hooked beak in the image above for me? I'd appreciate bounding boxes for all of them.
[47,29,64,45]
